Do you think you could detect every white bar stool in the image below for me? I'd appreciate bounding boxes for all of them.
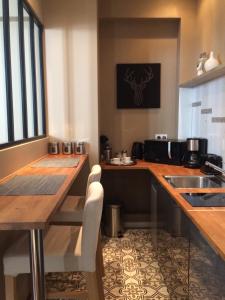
[52,164,102,225]
[3,182,104,300]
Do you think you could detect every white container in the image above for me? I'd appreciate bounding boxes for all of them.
[62,142,72,154]
[76,142,86,154]
[204,51,219,72]
[48,142,60,154]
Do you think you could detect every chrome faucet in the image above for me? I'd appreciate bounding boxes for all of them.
[205,161,225,176]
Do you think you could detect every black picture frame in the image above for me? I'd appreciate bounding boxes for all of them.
[117,63,161,109]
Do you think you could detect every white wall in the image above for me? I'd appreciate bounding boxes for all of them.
[179,0,225,166]
[179,77,225,165]
[43,0,99,165]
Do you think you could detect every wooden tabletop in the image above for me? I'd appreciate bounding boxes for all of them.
[0,154,88,230]
[101,160,225,260]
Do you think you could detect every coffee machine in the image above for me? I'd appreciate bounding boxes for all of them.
[184,138,208,168]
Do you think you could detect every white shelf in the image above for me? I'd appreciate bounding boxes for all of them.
[179,65,225,88]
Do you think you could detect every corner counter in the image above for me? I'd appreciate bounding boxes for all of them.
[101,160,225,260]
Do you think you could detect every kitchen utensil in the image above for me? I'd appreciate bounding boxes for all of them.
[123,156,131,164]
[200,154,223,174]
[104,145,112,162]
[111,158,120,164]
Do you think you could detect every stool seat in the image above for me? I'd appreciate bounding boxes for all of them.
[52,195,85,224]
[52,164,102,225]
[4,226,83,276]
[4,182,105,300]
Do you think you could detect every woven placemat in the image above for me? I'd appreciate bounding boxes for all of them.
[32,157,80,168]
[0,175,67,195]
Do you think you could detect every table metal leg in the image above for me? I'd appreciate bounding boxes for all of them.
[29,229,46,300]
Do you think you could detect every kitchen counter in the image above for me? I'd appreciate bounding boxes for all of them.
[0,154,88,230]
[0,154,88,300]
[101,160,225,260]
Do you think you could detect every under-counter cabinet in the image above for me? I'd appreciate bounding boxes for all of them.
[101,169,152,226]
[151,177,189,298]
[152,179,225,299]
[189,222,225,299]
[101,163,225,299]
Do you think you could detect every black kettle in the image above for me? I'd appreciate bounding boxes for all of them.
[131,142,144,159]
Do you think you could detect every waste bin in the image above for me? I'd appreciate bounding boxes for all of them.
[104,204,123,238]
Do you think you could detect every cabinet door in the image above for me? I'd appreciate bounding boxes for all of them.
[150,178,158,250]
[150,179,189,298]
[189,222,225,299]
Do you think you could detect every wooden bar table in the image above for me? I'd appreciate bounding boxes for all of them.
[0,154,88,300]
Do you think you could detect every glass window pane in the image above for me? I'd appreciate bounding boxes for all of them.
[34,23,43,135]
[23,9,34,138]
[0,0,8,144]
[9,0,23,141]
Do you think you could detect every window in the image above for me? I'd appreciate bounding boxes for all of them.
[0,0,46,148]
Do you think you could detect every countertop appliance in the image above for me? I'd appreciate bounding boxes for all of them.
[200,154,223,175]
[131,142,143,159]
[184,138,207,168]
[144,139,186,165]
[181,193,225,207]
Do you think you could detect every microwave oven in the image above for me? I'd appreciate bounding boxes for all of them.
[144,139,186,165]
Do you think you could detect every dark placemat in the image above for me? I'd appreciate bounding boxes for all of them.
[0,175,67,196]
[32,157,80,168]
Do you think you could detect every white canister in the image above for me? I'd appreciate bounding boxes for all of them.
[204,51,219,72]
[48,142,60,155]
[76,142,86,154]
[62,142,72,154]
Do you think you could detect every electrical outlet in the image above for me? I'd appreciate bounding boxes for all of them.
[155,134,168,140]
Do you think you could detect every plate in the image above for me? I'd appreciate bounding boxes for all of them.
[107,160,136,166]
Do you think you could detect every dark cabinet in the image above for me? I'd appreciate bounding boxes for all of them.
[101,169,152,225]
[150,177,189,298]
[151,178,225,299]
[189,222,225,299]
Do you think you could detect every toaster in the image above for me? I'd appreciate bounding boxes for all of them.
[200,154,223,175]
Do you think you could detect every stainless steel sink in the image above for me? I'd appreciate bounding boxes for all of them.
[164,175,225,188]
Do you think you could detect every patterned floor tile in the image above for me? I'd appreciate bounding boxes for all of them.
[46,229,189,299]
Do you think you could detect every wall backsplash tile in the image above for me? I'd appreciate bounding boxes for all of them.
[201,108,212,114]
[179,76,225,166]
[212,117,225,123]
[192,101,202,107]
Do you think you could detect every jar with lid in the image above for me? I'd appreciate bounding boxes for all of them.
[104,145,112,162]
[76,142,86,154]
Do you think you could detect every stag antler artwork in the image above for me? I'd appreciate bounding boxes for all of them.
[124,66,154,106]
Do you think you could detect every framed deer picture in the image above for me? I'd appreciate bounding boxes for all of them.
[116,63,160,108]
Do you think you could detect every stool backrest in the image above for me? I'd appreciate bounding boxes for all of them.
[81,181,104,272]
[85,164,102,196]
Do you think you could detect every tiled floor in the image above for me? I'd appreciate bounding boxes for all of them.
[46,229,189,299]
